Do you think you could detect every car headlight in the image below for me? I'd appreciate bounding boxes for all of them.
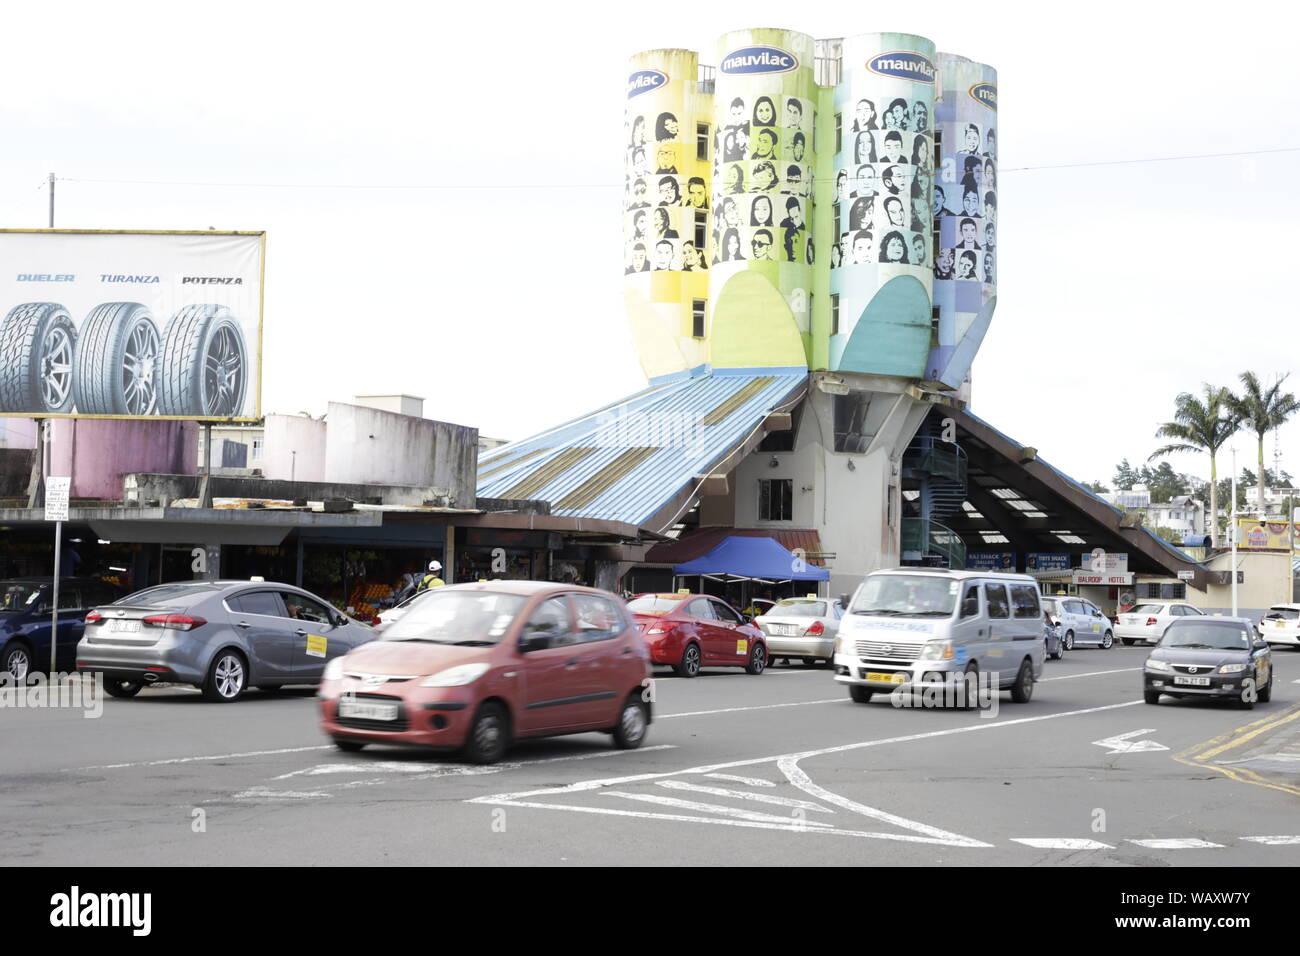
[1145,658,1172,672]
[323,657,346,680]
[1217,663,1248,674]
[836,634,854,656]
[419,662,490,687]
[919,640,954,661]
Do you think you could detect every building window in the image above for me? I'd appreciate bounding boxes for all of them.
[834,112,842,154]
[692,300,706,338]
[758,478,793,521]
[696,123,709,161]
[833,203,841,239]
[251,438,263,461]
[831,294,840,335]
[694,210,707,250]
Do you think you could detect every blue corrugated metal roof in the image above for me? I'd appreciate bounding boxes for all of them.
[477,367,807,530]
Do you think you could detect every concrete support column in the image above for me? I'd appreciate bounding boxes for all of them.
[443,525,455,584]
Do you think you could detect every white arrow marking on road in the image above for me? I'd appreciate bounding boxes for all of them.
[657,779,833,813]
[1012,838,1113,849]
[1092,728,1169,754]
[1242,835,1300,845]
[1127,838,1223,849]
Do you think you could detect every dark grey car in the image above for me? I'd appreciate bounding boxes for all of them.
[1143,617,1273,709]
[75,580,375,702]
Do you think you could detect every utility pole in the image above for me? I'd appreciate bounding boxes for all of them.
[1231,446,1238,617]
[48,173,55,228]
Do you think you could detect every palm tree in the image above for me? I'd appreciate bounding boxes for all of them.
[1228,372,1300,518]
[1148,385,1239,548]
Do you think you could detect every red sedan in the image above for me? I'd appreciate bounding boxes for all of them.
[627,593,767,677]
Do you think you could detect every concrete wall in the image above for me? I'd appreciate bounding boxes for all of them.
[1166,551,1296,619]
[125,473,451,508]
[0,448,34,497]
[49,419,197,500]
[0,418,38,450]
[354,395,424,418]
[324,402,476,507]
[262,415,326,483]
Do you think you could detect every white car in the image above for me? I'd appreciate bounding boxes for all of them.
[1041,595,1113,650]
[372,588,437,634]
[755,598,843,666]
[1257,604,1300,648]
[1115,602,1205,646]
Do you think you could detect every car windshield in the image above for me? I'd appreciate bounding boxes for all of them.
[1160,623,1251,650]
[117,583,224,607]
[1263,607,1299,621]
[0,584,42,612]
[1131,604,1165,615]
[769,600,826,617]
[627,595,685,615]
[382,590,527,645]
[850,575,958,618]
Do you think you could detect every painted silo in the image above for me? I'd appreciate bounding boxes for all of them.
[827,32,937,378]
[624,49,713,380]
[707,27,816,370]
[928,53,997,388]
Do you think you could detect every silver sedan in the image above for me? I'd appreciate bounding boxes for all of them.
[76,580,375,701]
[755,598,843,666]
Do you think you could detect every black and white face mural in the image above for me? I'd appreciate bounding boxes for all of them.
[626,69,697,274]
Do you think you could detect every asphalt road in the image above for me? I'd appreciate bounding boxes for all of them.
[3,644,1299,866]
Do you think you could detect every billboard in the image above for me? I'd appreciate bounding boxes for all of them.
[0,230,263,420]
[1235,519,1298,550]
[966,551,1015,570]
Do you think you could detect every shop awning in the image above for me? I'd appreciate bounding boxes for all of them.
[476,367,807,533]
[674,535,829,582]
[645,526,826,566]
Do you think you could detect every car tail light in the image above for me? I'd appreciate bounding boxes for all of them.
[84,612,102,625]
[806,620,825,635]
[1146,617,1158,626]
[142,613,207,631]
[646,623,678,636]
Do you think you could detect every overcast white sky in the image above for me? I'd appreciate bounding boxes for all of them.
[1,0,1297,491]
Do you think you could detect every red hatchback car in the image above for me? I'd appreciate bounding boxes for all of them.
[628,593,767,677]
[318,582,651,764]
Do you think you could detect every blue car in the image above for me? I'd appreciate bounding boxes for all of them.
[0,578,123,681]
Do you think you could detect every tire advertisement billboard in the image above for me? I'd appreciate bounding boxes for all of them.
[0,230,263,421]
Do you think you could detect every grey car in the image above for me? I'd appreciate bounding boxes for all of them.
[755,598,842,666]
[1143,617,1273,708]
[75,580,375,702]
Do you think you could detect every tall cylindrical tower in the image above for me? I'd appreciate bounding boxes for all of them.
[928,53,997,388]
[624,49,713,380]
[707,27,816,369]
[828,32,937,378]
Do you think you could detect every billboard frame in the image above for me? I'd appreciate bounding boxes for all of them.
[0,228,266,423]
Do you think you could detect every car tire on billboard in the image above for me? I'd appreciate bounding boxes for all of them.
[0,302,77,414]
[72,302,161,416]
[157,304,248,417]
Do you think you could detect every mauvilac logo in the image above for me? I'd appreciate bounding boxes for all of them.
[868,51,936,83]
[628,70,667,99]
[969,83,997,111]
[720,46,798,75]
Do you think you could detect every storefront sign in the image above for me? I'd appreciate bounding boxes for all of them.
[1072,571,1134,586]
[966,551,1015,570]
[1025,552,1069,571]
[1234,519,1298,550]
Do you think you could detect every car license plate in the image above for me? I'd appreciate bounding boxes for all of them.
[338,699,398,721]
[1173,676,1211,686]
[109,619,141,633]
[866,672,906,684]
[1276,621,1288,629]
[769,624,795,636]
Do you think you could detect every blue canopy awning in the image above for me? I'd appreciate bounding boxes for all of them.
[674,535,829,582]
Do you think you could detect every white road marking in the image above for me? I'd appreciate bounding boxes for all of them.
[275,745,676,780]
[777,757,992,847]
[603,790,836,827]
[705,773,776,787]
[657,779,833,813]
[1242,835,1300,845]
[1012,838,1114,849]
[233,785,332,801]
[1127,838,1224,849]
[660,698,844,719]
[73,745,332,771]
[1092,729,1169,754]
[1041,667,1139,682]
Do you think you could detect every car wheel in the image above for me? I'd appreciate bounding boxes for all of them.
[2,640,32,684]
[201,649,248,702]
[1049,641,1063,661]
[611,693,649,749]
[801,657,819,667]
[1010,658,1034,703]
[1143,690,1161,705]
[1063,630,1074,651]
[1237,690,1255,710]
[745,643,767,675]
[0,302,77,413]
[961,662,980,709]
[1121,638,1134,646]
[849,686,873,703]
[333,738,366,753]
[71,302,161,414]
[104,679,144,698]
[1101,631,1113,649]
[675,643,701,678]
[463,702,510,764]
[1258,677,1272,704]
[157,304,248,416]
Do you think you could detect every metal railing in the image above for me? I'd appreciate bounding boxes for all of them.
[901,517,967,569]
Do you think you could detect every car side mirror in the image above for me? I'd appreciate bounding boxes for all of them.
[519,631,551,653]
[332,613,349,628]
[1254,640,1268,651]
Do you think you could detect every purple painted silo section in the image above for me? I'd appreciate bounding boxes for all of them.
[49,419,198,500]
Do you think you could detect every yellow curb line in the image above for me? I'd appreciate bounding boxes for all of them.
[1174,702,1300,798]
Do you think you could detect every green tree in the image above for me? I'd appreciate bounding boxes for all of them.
[1142,461,1191,503]
[1148,384,1239,548]
[1228,372,1300,518]
[1083,479,1110,494]
[1112,458,1141,491]
[1152,525,1183,545]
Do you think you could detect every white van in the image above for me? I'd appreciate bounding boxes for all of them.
[833,568,1046,704]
